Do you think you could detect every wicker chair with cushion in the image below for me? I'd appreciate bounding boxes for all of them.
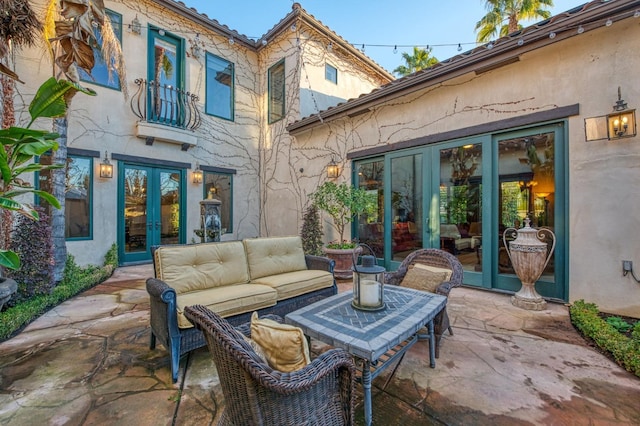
[184,305,356,426]
[385,249,463,357]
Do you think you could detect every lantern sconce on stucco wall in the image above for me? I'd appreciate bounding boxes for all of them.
[327,157,339,178]
[607,87,636,140]
[192,163,203,184]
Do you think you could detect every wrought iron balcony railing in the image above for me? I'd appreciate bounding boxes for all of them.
[131,79,201,131]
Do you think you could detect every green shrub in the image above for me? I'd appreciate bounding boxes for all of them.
[0,246,117,341]
[606,316,633,333]
[570,300,640,377]
[300,204,323,256]
[7,206,54,304]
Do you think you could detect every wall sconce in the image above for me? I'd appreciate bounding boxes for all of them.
[128,15,141,35]
[190,34,202,59]
[607,87,636,140]
[99,151,113,178]
[192,163,203,184]
[327,157,339,178]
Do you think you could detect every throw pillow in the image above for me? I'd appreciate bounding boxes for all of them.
[413,263,453,282]
[400,267,449,293]
[250,312,311,372]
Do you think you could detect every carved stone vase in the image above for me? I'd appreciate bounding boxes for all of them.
[503,218,556,311]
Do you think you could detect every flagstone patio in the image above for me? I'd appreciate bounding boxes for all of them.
[0,264,639,425]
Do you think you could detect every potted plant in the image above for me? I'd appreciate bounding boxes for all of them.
[310,181,376,279]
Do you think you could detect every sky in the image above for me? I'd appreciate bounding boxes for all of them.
[184,0,585,74]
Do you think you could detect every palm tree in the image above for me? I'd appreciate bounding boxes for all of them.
[393,47,439,77]
[475,0,554,43]
[43,0,126,281]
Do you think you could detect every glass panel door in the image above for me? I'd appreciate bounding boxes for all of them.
[438,143,483,273]
[124,166,149,257]
[120,165,183,263]
[356,160,385,258]
[159,170,181,245]
[390,154,423,263]
[495,130,561,298]
[148,29,183,126]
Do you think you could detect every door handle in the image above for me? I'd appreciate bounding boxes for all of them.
[155,222,161,230]
[425,217,430,233]
[147,223,153,230]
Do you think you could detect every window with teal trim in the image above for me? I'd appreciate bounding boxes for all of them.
[268,60,285,123]
[206,53,234,120]
[66,156,92,239]
[204,172,232,233]
[79,9,122,90]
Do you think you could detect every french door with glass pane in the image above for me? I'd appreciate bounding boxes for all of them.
[120,164,184,263]
[354,123,566,301]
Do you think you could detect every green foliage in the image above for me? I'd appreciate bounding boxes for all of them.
[569,300,640,377]
[0,77,95,271]
[393,46,438,77]
[475,0,553,43]
[606,316,633,333]
[0,248,116,341]
[310,182,376,248]
[300,204,323,256]
[7,207,54,304]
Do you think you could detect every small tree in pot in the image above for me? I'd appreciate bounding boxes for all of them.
[311,182,376,279]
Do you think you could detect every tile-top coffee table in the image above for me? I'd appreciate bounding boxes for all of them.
[285,285,447,426]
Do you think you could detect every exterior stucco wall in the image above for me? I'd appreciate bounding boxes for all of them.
[12,0,263,265]
[259,21,390,237]
[279,18,640,316]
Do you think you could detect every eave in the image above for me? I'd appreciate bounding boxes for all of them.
[287,0,640,135]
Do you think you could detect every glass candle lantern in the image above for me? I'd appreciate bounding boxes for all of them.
[352,244,386,311]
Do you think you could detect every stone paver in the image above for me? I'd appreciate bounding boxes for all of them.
[0,264,638,425]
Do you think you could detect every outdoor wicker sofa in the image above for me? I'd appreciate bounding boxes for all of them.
[385,248,464,357]
[146,236,336,382]
[184,305,355,425]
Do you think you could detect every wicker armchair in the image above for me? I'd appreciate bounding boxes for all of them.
[184,305,356,426]
[385,249,463,357]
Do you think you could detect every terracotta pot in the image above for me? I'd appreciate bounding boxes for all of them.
[322,245,363,280]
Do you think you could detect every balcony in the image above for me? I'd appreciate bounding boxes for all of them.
[131,78,201,150]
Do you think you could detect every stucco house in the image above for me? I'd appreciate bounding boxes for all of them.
[9,0,640,317]
[11,1,391,263]
[280,0,640,316]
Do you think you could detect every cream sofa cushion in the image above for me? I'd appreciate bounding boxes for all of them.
[155,241,249,294]
[176,284,277,329]
[244,236,308,280]
[251,269,334,300]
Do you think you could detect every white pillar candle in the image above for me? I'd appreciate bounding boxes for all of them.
[360,279,380,306]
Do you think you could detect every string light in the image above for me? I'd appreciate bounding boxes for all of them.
[327,41,333,52]
[605,18,612,26]
[393,45,397,54]
[577,25,584,34]
[635,10,640,18]
[457,43,462,51]
[549,31,556,39]
[517,38,524,46]
[228,37,234,45]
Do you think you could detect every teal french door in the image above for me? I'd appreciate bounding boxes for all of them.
[119,164,184,264]
[355,123,567,301]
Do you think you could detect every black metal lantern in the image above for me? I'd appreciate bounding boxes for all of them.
[352,244,385,311]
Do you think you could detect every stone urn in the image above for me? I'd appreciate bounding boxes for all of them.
[322,245,363,280]
[0,277,17,311]
[503,218,556,311]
